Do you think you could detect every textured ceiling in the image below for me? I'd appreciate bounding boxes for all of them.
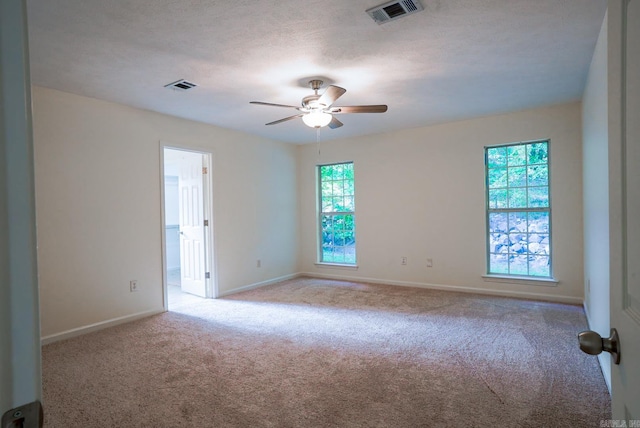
[26,0,607,144]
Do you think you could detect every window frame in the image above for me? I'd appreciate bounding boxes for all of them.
[484,139,553,279]
[316,161,357,266]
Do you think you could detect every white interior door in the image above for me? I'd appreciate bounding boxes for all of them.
[177,151,207,297]
[609,0,640,422]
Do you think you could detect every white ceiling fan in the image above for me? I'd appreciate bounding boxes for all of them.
[250,79,388,129]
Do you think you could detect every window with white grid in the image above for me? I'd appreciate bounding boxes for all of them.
[318,162,356,265]
[486,140,551,277]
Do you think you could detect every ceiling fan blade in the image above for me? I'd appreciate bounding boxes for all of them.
[328,116,343,129]
[251,101,300,109]
[265,114,304,126]
[331,105,388,114]
[317,85,346,107]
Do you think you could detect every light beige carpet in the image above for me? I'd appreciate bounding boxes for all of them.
[42,277,610,427]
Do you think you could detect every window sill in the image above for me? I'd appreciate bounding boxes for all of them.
[315,262,359,270]
[482,274,558,287]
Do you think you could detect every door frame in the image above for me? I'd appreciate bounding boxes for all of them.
[0,0,42,417]
[160,142,218,310]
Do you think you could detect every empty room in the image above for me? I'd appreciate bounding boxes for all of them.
[1,0,638,427]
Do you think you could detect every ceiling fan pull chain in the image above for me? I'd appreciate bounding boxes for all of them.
[317,128,321,162]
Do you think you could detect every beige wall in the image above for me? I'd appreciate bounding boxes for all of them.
[33,85,587,340]
[33,87,299,339]
[297,103,584,303]
[582,12,610,390]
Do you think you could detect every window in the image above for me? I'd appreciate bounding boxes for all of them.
[318,162,356,264]
[485,140,551,277]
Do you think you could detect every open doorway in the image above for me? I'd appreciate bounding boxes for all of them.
[162,146,216,310]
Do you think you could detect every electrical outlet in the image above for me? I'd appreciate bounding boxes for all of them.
[426,258,433,268]
[401,256,407,266]
[130,280,138,292]
[257,259,261,268]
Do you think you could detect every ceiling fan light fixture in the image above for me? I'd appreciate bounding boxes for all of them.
[302,110,332,128]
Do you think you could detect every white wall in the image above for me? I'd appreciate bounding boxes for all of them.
[163,176,179,226]
[33,85,587,339]
[163,176,180,270]
[33,86,298,339]
[582,12,611,390]
[298,103,584,302]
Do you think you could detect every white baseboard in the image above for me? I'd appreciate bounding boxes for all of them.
[299,271,584,305]
[41,308,165,345]
[218,273,301,297]
[41,273,301,344]
[41,273,583,345]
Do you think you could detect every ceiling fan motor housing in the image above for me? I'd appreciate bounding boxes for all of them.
[302,94,323,109]
[304,80,327,109]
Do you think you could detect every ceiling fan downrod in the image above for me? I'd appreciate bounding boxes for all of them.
[309,79,323,93]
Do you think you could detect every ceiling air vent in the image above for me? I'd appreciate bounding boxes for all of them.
[366,0,423,24]
[164,79,197,92]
